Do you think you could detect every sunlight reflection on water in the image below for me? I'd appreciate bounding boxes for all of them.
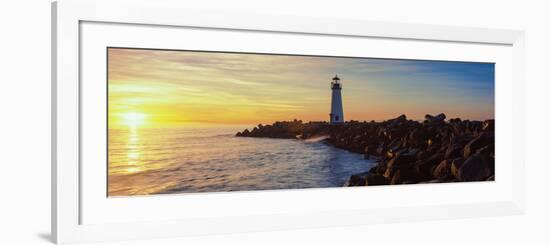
[108,126,375,196]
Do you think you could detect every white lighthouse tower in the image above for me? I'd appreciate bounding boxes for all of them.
[329,75,344,125]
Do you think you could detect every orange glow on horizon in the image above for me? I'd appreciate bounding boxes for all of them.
[108,48,494,128]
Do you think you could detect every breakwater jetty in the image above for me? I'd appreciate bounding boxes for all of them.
[236,113,495,186]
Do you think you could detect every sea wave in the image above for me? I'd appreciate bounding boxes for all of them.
[108,127,375,196]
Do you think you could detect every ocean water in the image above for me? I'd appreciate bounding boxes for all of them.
[108,126,375,196]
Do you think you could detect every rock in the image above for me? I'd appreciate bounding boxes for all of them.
[390,170,401,184]
[415,153,443,179]
[384,152,414,180]
[364,145,371,154]
[235,115,494,186]
[449,118,462,123]
[424,113,446,124]
[374,163,387,176]
[364,144,378,159]
[365,174,390,186]
[433,160,451,180]
[384,157,419,183]
[369,166,379,174]
[425,141,442,155]
[450,157,465,179]
[250,127,259,136]
[386,147,405,159]
[387,164,419,184]
[483,119,495,131]
[386,165,417,184]
[345,172,388,186]
[463,133,491,158]
[388,114,407,127]
[345,172,370,186]
[476,143,495,156]
[444,143,463,159]
[408,128,429,148]
[395,114,407,121]
[386,151,416,169]
[436,113,447,120]
[416,150,427,160]
[476,144,495,174]
[376,143,386,155]
[469,121,483,133]
[458,153,492,181]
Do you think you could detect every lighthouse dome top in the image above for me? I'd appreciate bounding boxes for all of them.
[331,75,342,89]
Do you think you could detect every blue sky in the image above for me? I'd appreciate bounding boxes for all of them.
[109,48,495,126]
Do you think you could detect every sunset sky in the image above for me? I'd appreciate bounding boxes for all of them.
[108,48,494,128]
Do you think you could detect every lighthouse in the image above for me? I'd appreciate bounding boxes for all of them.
[329,75,344,125]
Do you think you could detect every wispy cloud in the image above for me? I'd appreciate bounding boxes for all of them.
[108,48,494,127]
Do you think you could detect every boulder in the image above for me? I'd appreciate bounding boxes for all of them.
[388,114,407,127]
[407,148,421,157]
[463,133,490,158]
[416,150,427,160]
[483,119,495,131]
[432,160,451,180]
[386,146,405,159]
[444,143,463,159]
[345,172,370,186]
[395,114,407,121]
[415,152,443,178]
[476,144,495,173]
[408,128,428,148]
[365,174,390,186]
[390,170,401,184]
[424,113,446,124]
[250,127,259,136]
[364,143,378,158]
[388,165,418,184]
[458,153,492,181]
[450,157,465,179]
[386,151,416,169]
[425,141,442,155]
[476,143,495,156]
[235,114,495,186]
[344,172,389,186]
[375,143,386,155]
[384,151,417,180]
[369,166,379,174]
[449,118,462,123]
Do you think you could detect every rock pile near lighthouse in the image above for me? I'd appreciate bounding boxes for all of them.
[235,113,495,186]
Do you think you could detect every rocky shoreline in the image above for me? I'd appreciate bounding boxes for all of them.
[236,113,495,186]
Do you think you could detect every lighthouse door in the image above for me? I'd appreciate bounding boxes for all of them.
[335,116,339,121]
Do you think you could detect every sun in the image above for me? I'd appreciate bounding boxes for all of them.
[119,112,148,127]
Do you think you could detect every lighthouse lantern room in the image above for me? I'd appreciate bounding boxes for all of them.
[329,75,344,125]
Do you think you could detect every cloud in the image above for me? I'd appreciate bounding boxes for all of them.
[108,48,495,126]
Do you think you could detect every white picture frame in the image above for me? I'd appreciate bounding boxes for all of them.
[52,0,525,244]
